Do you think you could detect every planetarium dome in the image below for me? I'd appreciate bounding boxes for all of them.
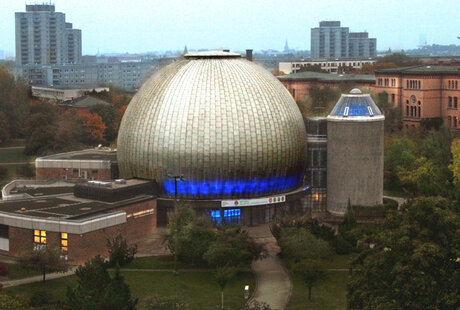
[117,51,307,199]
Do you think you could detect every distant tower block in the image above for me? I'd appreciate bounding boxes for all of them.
[326,89,385,216]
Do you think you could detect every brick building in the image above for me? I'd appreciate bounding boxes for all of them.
[35,149,118,181]
[277,71,375,102]
[374,65,460,130]
[0,179,157,264]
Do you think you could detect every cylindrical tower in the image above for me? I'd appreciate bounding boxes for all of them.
[326,89,384,216]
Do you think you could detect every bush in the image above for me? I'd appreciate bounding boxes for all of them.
[107,234,137,267]
[0,263,8,276]
[28,290,53,307]
[333,236,354,255]
[145,295,188,310]
[15,163,35,178]
[279,227,333,264]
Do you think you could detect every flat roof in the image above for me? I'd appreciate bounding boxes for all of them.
[11,186,74,197]
[0,193,153,220]
[37,149,117,162]
[376,65,460,75]
[278,71,376,82]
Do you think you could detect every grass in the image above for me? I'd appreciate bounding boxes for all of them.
[6,270,255,310]
[126,255,209,270]
[0,139,26,148]
[288,270,349,310]
[383,189,411,198]
[0,147,34,163]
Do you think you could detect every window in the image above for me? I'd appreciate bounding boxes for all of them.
[418,81,421,89]
[456,81,458,89]
[406,105,409,116]
[292,88,295,97]
[448,116,452,127]
[60,233,68,253]
[391,94,395,104]
[418,107,421,118]
[455,97,458,109]
[92,170,98,175]
[454,117,458,128]
[34,230,46,245]
[448,96,452,108]
[448,81,451,89]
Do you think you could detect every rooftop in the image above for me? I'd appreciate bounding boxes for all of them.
[37,149,117,162]
[376,65,460,75]
[0,179,155,220]
[278,71,376,82]
[60,95,111,108]
[184,51,241,58]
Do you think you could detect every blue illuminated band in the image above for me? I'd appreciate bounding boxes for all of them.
[163,173,303,198]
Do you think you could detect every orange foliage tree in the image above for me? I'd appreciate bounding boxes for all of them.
[81,113,106,143]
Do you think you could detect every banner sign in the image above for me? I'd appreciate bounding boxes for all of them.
[221,195,285,208]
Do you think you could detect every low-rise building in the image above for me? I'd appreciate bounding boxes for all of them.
[31,86,109,101]
[373,65,460,130]
[279,59,376,75]
[0,179,157,264]
[277,71,375,101]
[58,95,111,115]
[35,149,118,181]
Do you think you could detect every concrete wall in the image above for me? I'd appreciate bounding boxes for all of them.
[36,167,112,181]
[326,119,384,216]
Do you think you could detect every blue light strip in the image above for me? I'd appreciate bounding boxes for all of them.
[163,174,303,198]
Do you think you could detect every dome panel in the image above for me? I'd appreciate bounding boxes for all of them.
[117,55,307,199]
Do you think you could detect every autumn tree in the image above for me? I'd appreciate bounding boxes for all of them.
[348,197,459,309]
[0,111,10,144]
[19,246,69,282]
[54,110,85,152]
[24,102,58,155]
[90,104,117,142]
[81,113,106,144]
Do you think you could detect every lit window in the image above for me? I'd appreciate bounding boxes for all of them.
[34,230,46,244]
[61,232,68,253]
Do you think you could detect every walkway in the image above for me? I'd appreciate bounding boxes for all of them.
[0,268,77,288]
[246,225,291,310]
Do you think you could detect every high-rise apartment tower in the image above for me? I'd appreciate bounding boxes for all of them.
[15,4,82,65]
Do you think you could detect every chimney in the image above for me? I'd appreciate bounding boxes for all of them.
[246,49,253,61]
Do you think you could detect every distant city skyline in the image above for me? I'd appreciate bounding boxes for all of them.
[1,0,459,56]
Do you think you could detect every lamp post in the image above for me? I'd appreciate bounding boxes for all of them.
[167,174,184,303]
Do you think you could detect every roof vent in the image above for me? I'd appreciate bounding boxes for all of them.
[350,88,362,94]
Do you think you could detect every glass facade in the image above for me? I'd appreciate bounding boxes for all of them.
[329,93,382,117]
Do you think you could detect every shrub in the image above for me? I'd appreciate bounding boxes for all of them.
[28,290,54,307]
[0,263,8,276]
[145,295,188,310]
[107,234,137,267]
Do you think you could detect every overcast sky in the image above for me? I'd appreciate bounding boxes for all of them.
[1,0,459,56]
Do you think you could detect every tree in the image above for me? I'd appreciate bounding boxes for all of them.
[19,246,69,282]
[384,136,417,191]
[375,53,421,69]
[145,295,188,310]
[213,266,237,309]
[80,113,106,144]
[294,260,326,301]
[107,233,137,267]
[15,163,35,178]
[243,301,272,310]
[308,85,340,112]
[449,138,460,193]
[0,167,8,182]
[90,104,117,142]
[0,293,26,310]
[279,227,333,264]
[60,256,138,310]
[348,197,459,309]
[0,111,10,144]
[54,110,85,152]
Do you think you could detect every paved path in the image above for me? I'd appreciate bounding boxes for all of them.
[246,225,291,310]
[0,268,77,288]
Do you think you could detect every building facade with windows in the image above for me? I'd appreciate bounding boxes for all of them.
[15,4,82,66]
[374,65,460,130]
[311,21,376,60]
[279,59,376,75]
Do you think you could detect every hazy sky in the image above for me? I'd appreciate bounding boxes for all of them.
[1,0,459,55]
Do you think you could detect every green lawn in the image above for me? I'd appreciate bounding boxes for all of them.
[7,270,255,310]
[288,270,349,310]
[2,262,41,280]
[126,255,198,270]
[0,139,26,148]
[0,147,34,163]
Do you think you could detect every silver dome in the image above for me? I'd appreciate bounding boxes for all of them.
[117,52,307,199]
